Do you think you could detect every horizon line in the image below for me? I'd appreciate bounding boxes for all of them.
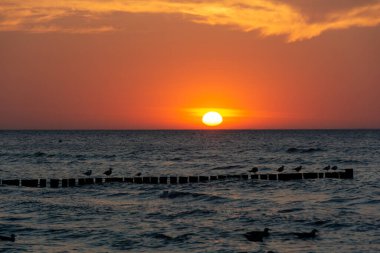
[1,128,379,131]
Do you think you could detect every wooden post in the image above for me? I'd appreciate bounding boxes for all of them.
[251,174,259,179]
[134,177,143,184]
[21,179,39,187]
[2,179,20,186]
[170,177,178,184]
[39,179,47,187]
[179,177,188,184]
[142,177,151,184]
[199,176,209,182]
[159,177,168,184]
[210,176,218,181]
[50,179,60,188]
[303,173,318,179]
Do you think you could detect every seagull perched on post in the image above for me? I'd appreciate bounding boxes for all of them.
[243,228,270,242]
[248,167,258,173]
[103,168,113,176]
[331,165,338,171]
[294,166,303,173]
[323,165,331,171]
[83,170,92,176]
[277,165,285,173]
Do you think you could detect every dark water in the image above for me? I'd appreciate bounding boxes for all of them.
[0,130,379,252]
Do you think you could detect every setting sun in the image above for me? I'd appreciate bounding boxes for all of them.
[202,112,223,127]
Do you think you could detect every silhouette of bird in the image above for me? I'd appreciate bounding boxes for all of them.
[294,166,303,172]
[323,165,331,171]
[249,167,258,173]
[243,228,270,242]
[135,172,142,177]
[277,165,285,172]
[293,229,318,239]
[0,234,15,242]
[83,170,92,176]
[331,165,338,171]
[103,168,113,176]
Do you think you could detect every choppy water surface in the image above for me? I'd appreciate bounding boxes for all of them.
[0,130,379,252]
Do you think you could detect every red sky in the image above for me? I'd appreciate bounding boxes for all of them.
[1,0,380,129]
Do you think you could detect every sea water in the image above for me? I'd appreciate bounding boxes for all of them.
[0,130,379,252]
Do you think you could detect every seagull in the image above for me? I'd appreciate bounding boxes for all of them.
[249,167,258,173]
[244,228,270,242]
[83,170,92,176]
[331,165,338,171]
[277,165,285,173]
[323,165,331,171]
[103,168,113,176]
[293,229,318,239]
[135,172,142,177]
[294,166,303,173]
[0,234,15,242]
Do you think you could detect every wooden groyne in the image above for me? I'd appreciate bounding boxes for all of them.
[0,169,353,188]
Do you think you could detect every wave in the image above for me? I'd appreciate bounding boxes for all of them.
[278,207,304,213]
[168,157,182,161]
[0,152,117,160]
[169,209,216,218]
[147,232,192,242]
[159,191,227,203]
[306,220,331,226]
[159,190,205,199]
[330,159,364,164]
[211,165,245,170]
[34,151,47,157]
[286,147,324,153]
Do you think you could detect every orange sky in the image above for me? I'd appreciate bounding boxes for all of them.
[1,0,380,129]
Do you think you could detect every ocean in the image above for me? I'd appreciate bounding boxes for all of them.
[0,130,379,252]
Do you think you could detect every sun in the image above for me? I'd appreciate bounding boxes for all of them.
[202,111,223,127]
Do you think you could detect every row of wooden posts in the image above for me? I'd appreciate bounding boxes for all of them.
[0,169,354,188]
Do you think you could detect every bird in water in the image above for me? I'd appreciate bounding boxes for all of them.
[135,172,142,177]
[83,170,92,176]
[293,229,318,239]
[277,165,284,173]
[103,168,113,176]
[0,234,15,242]
[249,167,258,173]
[294,166,303,172]
[243,228,270,242]
[331,165,338,171]
[323,165,331,171]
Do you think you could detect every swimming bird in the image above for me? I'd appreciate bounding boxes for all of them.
[83,170,92,176]
[323,165,331,171]
[294,166,303,172]
[293,229,318,239]
[277,165,284,173]
[0,234,15,242]
[135,172,142,177]
[103,168,113,176]
[249,167,258,173]
[243,228,270,242]
[331,165,338,171]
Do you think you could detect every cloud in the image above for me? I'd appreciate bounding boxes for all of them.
[1,0,380,41]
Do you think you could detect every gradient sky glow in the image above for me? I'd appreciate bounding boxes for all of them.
[1,0,380,129]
